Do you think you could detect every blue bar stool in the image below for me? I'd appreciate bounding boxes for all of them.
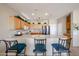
[33,39,47,56]
[4,40,26,56]
[51,38,71,56]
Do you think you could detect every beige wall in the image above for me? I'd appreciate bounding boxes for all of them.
[57,16,66,36]
[49,18,58,35]
[72,9,79,47]
[0,4,18,39]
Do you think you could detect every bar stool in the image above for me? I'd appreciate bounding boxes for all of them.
[4,40,26,56]
[51,37,71,56]
[33,39,47,56]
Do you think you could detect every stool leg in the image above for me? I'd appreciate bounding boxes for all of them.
[45,52,46,56]
[43,52,46,56]
[68,53,70,56]
[16,50,18,56]
[58,52,61,56]
[52,48,54,56]
[6,51,8,56]
[24,47,26,56]
[68,51,70,56]
[59,52,61,56]
[16,53,18,56]
[35,52,37,56]
[16,52,18,56]
[43,53,44,56]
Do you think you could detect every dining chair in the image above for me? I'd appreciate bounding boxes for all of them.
[5,40,26,56]
[51,38,71,56]
[33,38,47,56]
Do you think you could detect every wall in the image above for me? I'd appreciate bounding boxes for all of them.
[57,16,66,36]
[72,9,79,47]
[49,18,58,35]
[0,4,18,39]
[49,17,66,36]
[0,4,18,54]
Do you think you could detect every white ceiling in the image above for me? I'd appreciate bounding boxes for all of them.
[6,3,79,20]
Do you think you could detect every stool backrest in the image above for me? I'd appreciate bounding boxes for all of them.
[4,40,18,49]
[58,38,71,49]
[34,39,46,49]
[34,39,46,45]
[66,38,72,49]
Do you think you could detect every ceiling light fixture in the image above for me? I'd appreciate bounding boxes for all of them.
[45,13,48,16]
[32,13,35,16]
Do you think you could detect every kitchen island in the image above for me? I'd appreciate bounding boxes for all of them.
[11,35,59,56]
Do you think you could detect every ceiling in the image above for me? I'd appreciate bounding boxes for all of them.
[5,3,79,21]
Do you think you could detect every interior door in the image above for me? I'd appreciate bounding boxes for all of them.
[66,14,71,36]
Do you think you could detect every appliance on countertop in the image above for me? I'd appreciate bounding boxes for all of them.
[14,31,22,36]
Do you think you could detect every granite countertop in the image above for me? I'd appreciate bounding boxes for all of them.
[12,35,59,39]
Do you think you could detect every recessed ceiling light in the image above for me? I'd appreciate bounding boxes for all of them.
[45,13,48,16]
[32,13,35,16]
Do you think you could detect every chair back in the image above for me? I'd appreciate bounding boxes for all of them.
[66,38,72,49]
[58,38,71,49]
[34,39,46,45]
[34,38,46,49]
[4,40,18,49]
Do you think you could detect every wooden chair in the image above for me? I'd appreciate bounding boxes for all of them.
[51,38,71,56]
[33,39,47,56]
[5,40,26,56]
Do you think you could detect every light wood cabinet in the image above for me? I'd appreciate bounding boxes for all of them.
[9,16,49,35]
[14,17,22,30]
[21,20,30,29]
[9,16,30,30]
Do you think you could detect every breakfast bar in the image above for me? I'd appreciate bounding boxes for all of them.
[10,35,59,56]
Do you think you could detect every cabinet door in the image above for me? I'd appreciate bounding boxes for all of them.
[66,14,71,34]
[21,20,30,29]
[14,17,21,30]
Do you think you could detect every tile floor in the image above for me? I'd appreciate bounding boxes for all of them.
[70,47,79,56]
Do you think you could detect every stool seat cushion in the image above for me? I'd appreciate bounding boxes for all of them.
[8,43,26,54]
[33,44,46,53]
[51,43,69,52]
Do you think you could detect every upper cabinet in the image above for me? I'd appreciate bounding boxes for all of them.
[14,17,21,30]
[9,16,30,30]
